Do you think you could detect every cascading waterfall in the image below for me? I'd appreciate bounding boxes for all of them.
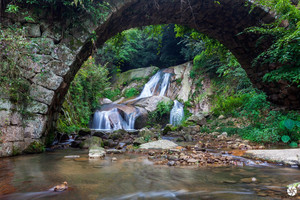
[139,70,171,98]
[92,70,172,131]
[170,100,184,126]
[159,73,171,96]
[92,108,139,131]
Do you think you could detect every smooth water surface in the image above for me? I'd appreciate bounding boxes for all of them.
[0,149,299,200]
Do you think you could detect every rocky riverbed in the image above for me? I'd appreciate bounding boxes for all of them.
[49,125,296,169]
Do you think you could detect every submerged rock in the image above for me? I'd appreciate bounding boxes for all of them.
[140,140,178,150]
[88,146,106,159]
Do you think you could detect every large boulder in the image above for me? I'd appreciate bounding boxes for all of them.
[99,98,112,105]
[88,145,106,159]
[80,136,103,149]
[138,127,155,139]
[78,128,91,136]
[140,140,178,149]
[133,96,171,112]
[134,107,148,129]
[116,66,159,87]
[187,113,207,126]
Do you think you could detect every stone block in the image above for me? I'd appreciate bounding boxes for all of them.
[26,24,41,37]
[11,112,22,125]
[33,71,63,90]
[1,126,24,142]
[24,115,47,139]
[26,101,48,114]
[51,44,75,66]
[0,142,13,157]
[0,99,12,110]
[0,111,10,127]
[13,141,26,152]
[47,61,70,76]
[30,85,54,105]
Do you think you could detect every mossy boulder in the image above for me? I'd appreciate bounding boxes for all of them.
[78,128,91,136]
[133,137,146,145]
[138,128,155,139]
[24,141,45,154]
[80,136,103,149]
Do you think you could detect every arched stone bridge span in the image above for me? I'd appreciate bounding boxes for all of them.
[0,0,299,156]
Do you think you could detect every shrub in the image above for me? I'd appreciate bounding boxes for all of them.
[212,93,249,116]
[124,88,139,98]
[239,127,280,143]
[24,141,45,154]
[148,100,174,126]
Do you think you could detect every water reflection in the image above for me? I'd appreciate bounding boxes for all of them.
[0,149,299,200]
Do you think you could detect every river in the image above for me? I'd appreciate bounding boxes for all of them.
[0,149,299,199]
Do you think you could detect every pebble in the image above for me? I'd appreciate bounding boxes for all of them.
[167,161,176,166]
[64,155,80,158]
[111,157,117,161]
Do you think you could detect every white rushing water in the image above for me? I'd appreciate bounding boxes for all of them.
[92,108,138,131]
[170,100,184,126]
[92,70,172,131]
[139,70,171,98]
[159,73,171,96]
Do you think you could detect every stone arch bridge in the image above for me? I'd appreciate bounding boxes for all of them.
[0,0,299,156]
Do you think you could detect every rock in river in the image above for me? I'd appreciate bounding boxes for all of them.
[89,146,106,159]
[140,140,178,150]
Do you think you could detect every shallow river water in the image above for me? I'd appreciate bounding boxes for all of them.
[0,149,299,200]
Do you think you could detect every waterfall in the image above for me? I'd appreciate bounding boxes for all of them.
[139,70,171,99]
[92,107,139,131]
[91,70,172,131]
[170,100,184,126]
[138,71,162,98]
[159,73,171,96]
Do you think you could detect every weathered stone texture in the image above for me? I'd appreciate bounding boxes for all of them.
[24,115,47,139]
[30,85,55,105]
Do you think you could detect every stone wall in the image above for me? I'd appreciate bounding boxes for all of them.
[0,0,299,156]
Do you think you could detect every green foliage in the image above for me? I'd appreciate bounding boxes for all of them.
[246,0,300,85]
[124,88,139,98]
[281,135,290,143]
[57,57,110,134]
[289,141,298,148]
[24,141,45,154]
[212,93,249,116]
[11,0,110,23]
[239,127,281,143]
[278,118,300,142]
[103,89,121,101]
[148,100,174,126]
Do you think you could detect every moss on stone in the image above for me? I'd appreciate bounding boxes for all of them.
[24,141,45,154]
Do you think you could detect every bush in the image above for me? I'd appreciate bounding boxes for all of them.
[103,89,121,101]
[212,93,249,116]
[124,88,139,98]
[24,141,45,154]
[239,127,280,143]
[148,100,174,126]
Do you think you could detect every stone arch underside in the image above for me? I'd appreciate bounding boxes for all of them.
[0,0,299,156]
